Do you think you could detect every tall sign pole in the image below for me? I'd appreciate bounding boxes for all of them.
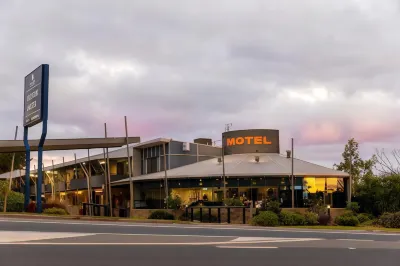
[23,64,49,213]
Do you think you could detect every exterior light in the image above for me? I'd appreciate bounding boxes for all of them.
[327,205,331,209]
[100,161,105,165]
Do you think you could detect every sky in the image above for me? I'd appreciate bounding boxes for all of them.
[1,0,400,169]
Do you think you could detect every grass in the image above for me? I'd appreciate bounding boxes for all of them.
[281,225,400,232]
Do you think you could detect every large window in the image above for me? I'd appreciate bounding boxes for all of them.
[303,177,346,208]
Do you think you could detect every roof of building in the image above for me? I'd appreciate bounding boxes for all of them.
[0,137,140,153]
[0,137,207,178]
[0,169,26,180]
[113,153,348,184]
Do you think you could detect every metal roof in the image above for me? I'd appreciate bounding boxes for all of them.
[0,169,25,180]
[132,138,171,149]
[0,137,174,177]
[113,153,349,184]
[0,137,140,153]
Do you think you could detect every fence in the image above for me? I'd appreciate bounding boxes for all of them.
[185,206,250,224]
[82,203,130,218]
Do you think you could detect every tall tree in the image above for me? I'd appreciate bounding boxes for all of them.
[334,138,376,188]
[0,153,26,174]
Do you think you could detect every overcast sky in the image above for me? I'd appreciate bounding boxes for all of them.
[1,0,399,168]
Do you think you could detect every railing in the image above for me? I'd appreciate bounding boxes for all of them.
[82,203,110,217]
[82,203,130,218]
[185,206,249,224]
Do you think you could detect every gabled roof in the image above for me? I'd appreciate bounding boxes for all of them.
[113,153,348,184]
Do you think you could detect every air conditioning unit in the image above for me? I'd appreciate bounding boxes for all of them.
[182,142,190,151]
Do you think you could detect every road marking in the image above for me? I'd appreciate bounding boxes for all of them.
[348,247,357,250]
[1,218,399,236]
[337,239,374,242]
[232,237,321,243]
[217,246,278,249]
[0,231,94,243]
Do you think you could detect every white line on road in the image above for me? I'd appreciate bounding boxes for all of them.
[216,246,278,249]
[0,218,399,237]
[336,239,374,242]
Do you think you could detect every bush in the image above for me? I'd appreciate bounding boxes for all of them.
[167,195,182,210]
[193,210,218,222]
[251,211,279,227]
[318,213,331,226]
[224,198,244,207]
[148,210,175,220]
[43,207,68,215]
[304,212,319,225]
[266,201,281,214]
[279,211,306,226]
[26,202,36,213]
[357,213,371,224]
[0,191,24,212]
[43,200,69,214]
[335,214,360,226]
[377,212,400,228]
[346,202,360,214]
[178,213,190,221]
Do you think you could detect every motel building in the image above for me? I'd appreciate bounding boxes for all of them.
[0,129,349,215]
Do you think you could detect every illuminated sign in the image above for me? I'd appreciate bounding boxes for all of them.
[222,129,280,155]
[226,136,272,146]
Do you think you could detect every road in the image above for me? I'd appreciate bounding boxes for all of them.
[0,218,399,266]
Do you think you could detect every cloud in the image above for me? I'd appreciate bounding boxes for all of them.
[1,0,400,169]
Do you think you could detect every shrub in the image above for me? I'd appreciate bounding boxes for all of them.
[304,212,319,225]
[357,213,371,224]
[335,214,360,226]
[346,202,360,214]
[193,210,218,222]
[0,191,24,212]
[266,201,282,214]
[279,211,306,226]
[148,210,175,220]
[167,195,182,210]
[224,198,244,207]
[43,200,69,214]
[178,213,190,221]
[318,213,331,226]
[43,207,68,215]
[377,212,400,228]
[26,202,36,213]
[251,211,279,227]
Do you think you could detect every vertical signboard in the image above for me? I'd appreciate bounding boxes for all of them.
[24,66,44,127]
[23,64,49,213]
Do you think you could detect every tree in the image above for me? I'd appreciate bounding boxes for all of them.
[374,149,400,176]
[334,138,376,190]
[0,153,26,174]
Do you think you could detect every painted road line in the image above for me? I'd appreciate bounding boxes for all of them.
[1,218,399,236]
[231,237,321,242]
[217,246,278,249]
[336,239,374,242]
[0,231,95,243]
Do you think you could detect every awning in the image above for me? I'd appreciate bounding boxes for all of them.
[0,137,140,153]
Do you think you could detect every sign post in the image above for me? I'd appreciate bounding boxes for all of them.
[23,64,49,213]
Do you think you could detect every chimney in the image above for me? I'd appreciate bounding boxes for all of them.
[286,150,291,158]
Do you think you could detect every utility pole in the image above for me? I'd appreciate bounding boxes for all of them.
[105,123,113,216]
[291,138,295,209]
[4,126,18,212]
[124,116,133,216]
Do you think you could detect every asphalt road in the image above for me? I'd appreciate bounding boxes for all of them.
[0,218,399,266]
